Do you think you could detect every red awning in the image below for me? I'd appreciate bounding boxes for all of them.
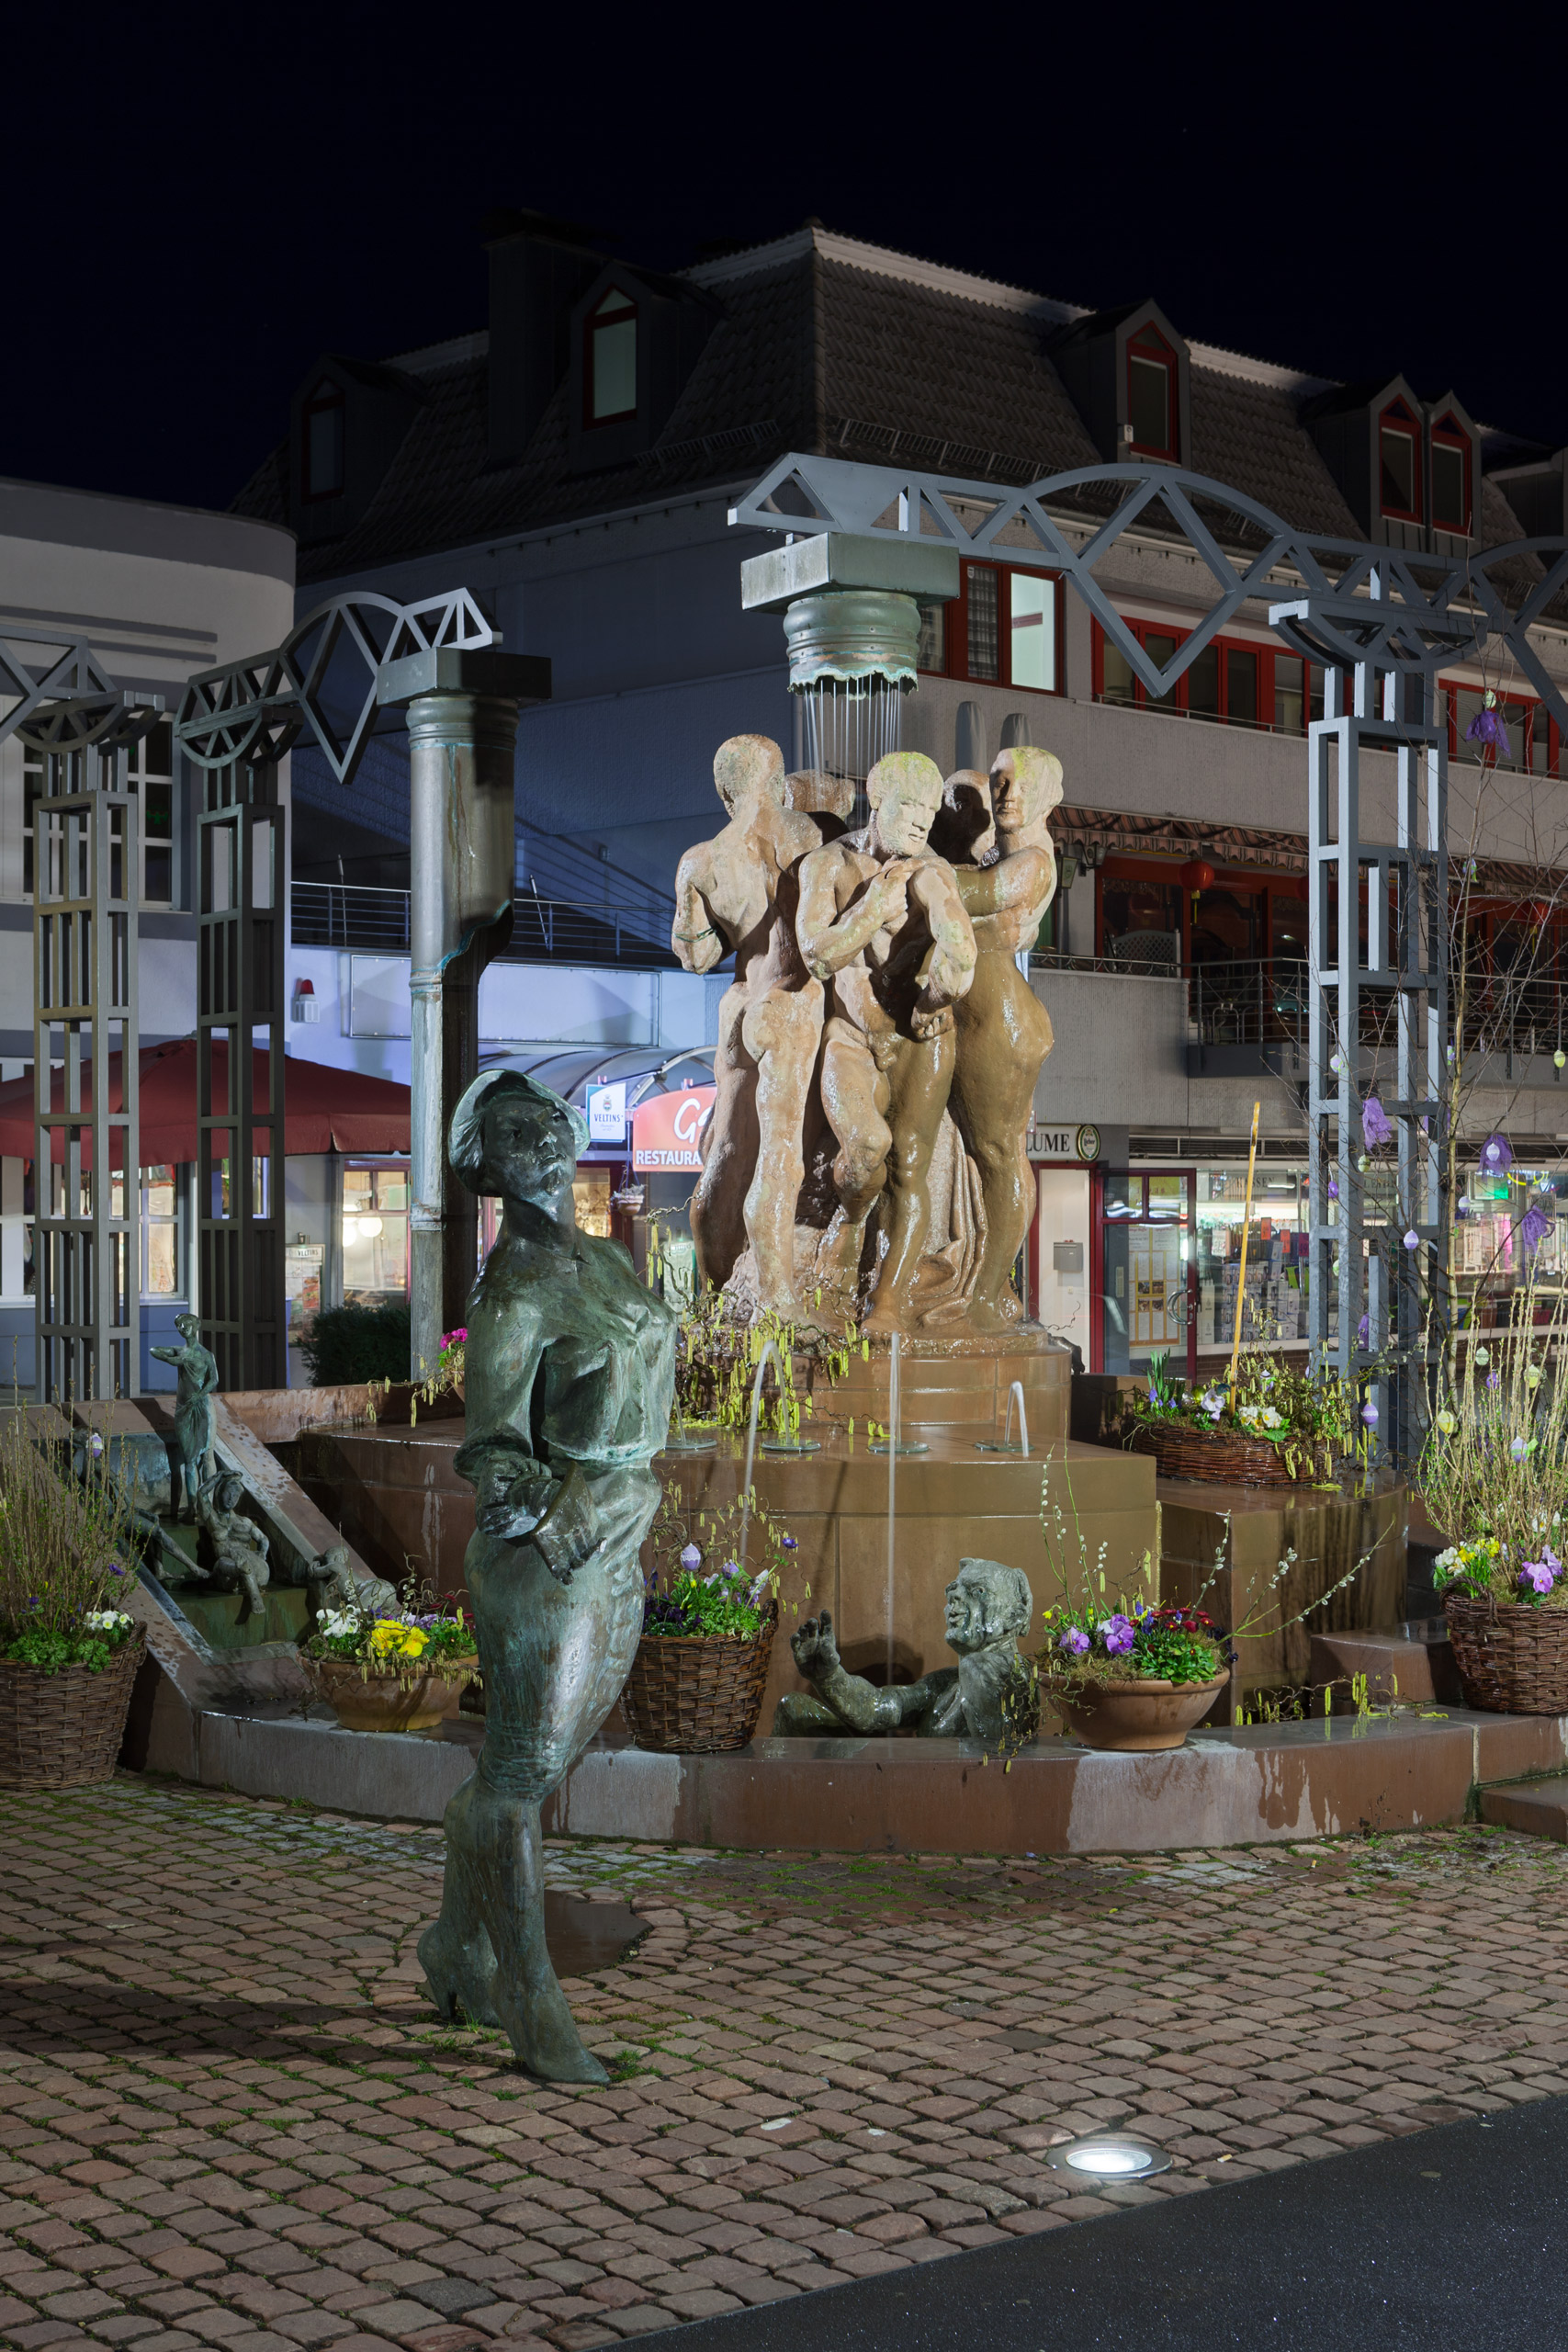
[0,1041,411,1167]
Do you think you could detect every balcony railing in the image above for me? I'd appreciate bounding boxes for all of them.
[291,880,679,969]
[1032,945,1568,1068]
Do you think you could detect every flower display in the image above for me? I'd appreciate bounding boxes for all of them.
[1126,1350,1350,1485]
[1040,1598,1227,1690]
[1098,1613,1136,1656]
[306,1595,475,1675]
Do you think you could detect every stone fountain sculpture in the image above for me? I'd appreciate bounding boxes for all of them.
[671,736,854,1317]
[419,1070,677,2082]
[148,1311,220,1520]
[671,738,1059,1337]
[774,1557,1036,1742]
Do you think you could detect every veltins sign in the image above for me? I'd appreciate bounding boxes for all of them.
[632,1085,716,1171]
[586,1080,626,1144]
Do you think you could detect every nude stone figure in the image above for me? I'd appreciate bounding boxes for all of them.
[671,737,854,1317]
[795,751,976,1334]
[774,1557,1036,1746]
[947,747,1062,1328]
[149,1311,219,1521]
[196,1470,271,1618]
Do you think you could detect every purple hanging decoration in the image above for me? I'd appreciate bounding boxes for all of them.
[1520,1202,1552,1257]
[1361,1095,1393,1151]
[1465,700,1512,758]
[1481,1132,1514,1172]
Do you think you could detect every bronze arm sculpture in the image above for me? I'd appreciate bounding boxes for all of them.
[418,1070,677,2083]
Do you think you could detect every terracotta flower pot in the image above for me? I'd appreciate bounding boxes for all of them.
[1046,1671,1230,1753]
[309,1653,478,1733]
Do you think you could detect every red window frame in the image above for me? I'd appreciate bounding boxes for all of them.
[300,379,345,503]
[1379,398,1423,524]
[1095,854,1309,964]
[1439,680,1558,776]
[1090,616,1314,734]
[1430,413,1472,536]
[924,560,1066,696]
[584,288,638,428]
[1126,324,1178,459]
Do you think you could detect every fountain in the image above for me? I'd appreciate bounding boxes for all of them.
[976,1380,1031,1457]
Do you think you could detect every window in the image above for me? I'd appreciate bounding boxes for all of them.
[586,288,637,424]
[301,379,344,502]
[1093,617,1312,732]
[1431,413,1472,536]
[924,562,1063,695]
[1379,399,1422,523]
[127,719,175,905]
[1127,325,1178,459]
[141,1165,180,1298]
[341,1162,410,1303]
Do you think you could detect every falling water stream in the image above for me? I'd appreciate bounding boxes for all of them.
[976,1380,1031,1456]
[738,1337,784,1571]
[796,677,905,821]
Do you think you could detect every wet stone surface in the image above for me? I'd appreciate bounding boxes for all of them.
[0,1779,1566,2349]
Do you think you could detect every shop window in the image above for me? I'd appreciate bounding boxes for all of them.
[926,562,1063,695]
[1193,1162,1312,1354]
[301,379,345,502]
[1093,618,1314,733]
[1379,399,1422,523]
[586,288,637,424]
[1100,865,1183,963]
[1127,324,1178,459]
[572,1168,613,1238]
[1431,413,1472,535]
[342,1163,410,1302]
[141,1165,180,1298]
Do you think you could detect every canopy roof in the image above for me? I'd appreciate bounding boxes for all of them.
[0,1041,411,1167]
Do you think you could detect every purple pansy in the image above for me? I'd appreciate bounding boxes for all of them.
[781,1535,798,1551]
[1099,1613,1136,1657]
[1519,1559,1557,1597]
[1361,1096,1393,1151]
[1059,1625,1091,1657]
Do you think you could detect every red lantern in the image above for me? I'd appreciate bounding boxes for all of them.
[1179,858,1215,896]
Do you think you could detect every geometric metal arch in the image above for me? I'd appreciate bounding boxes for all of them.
[731,451,1568,729]
[176,584,497,783]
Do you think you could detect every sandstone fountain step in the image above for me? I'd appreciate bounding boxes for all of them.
[1478,1776,1568,1842]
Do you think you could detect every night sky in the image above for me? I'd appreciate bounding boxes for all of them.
[7,6,1561,515]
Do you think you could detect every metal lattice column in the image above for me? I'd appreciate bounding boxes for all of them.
[197,761,286,1389]
[376,646,550,1380]
[1306,662,1447,1462]
[32,747,140,1400]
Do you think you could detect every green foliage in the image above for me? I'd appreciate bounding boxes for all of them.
[1420,1296,1568,1608]
[1127,1349,1352,1484]
[0,1627,118,1674]
[300,1300,412,1386]
[0,1414,140,1647]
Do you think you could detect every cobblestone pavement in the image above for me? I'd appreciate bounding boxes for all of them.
[3,1781,1568,2352]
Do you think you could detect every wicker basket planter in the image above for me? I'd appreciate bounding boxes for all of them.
[621,1606,776,1754]
[307,1654,478,1733]
[1127,1419,1326,1489]
[0,1627,146,1789]
[1444,1594,1568,1715]
[1045,1670,1230,1753]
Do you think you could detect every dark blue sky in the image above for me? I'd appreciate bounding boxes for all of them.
[7,1,1560,514]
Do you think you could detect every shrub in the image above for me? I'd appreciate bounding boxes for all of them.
[300,1300,412,1386]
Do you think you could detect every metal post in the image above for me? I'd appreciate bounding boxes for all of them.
[197,760,286,1389]
[32,744,140,1400]
[376,648,550,1380]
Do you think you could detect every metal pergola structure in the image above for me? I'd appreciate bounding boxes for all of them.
[731,453,1568,1459]
[0,628,165,1400]
[176,590,548,1384]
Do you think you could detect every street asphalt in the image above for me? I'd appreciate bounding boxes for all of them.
[637,2095,1568,2350]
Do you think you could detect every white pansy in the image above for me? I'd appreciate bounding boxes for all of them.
[317,1609,364,1639]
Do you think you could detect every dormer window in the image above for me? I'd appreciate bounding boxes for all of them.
[586,288,637,424]
[1431,412,1472,535]
[1379,400,1422,523]
[1127,325,1178,459]
[301,378,345,501]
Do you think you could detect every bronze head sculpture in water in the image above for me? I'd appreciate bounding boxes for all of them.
[774,1557,1036,1745]
[418,1069,677,2082]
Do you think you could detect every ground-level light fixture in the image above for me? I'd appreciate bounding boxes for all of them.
[1044,2134,1171,2180]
